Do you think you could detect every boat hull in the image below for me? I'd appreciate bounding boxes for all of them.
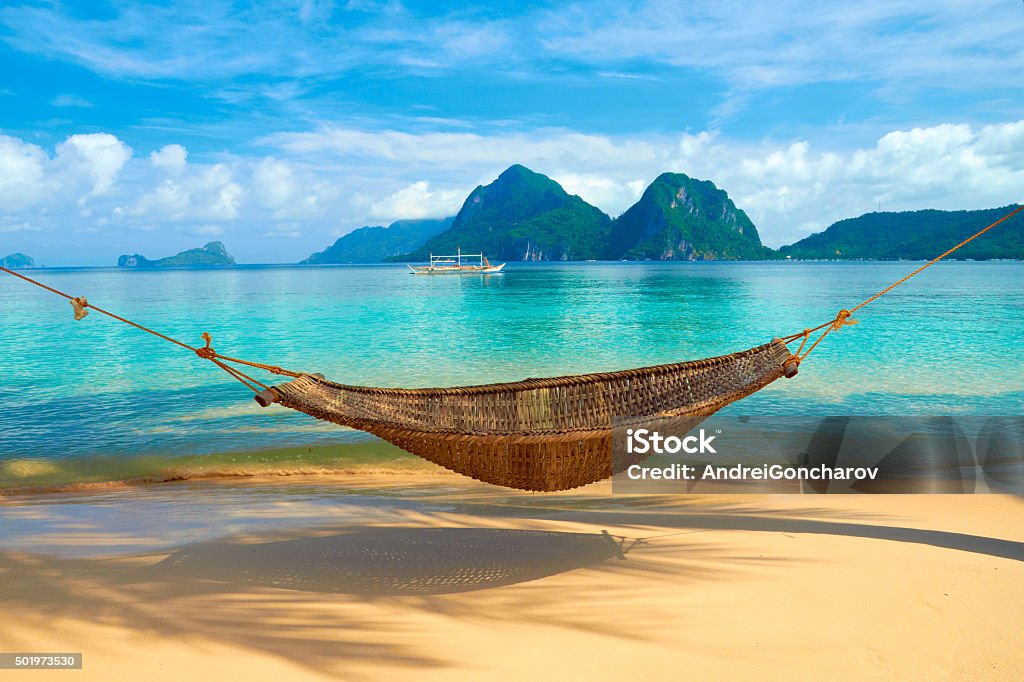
[409,263,506,275]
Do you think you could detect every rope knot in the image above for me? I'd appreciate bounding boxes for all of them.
[831,309,859,332]
[195,332,216,359]
[70,296,89,321]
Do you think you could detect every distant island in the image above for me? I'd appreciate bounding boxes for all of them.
[1,252,34,268]
[606,172,771,260]
[297,165,1024,265]
[302,218,453,264]
[118,241,236,268]
[779,206,1024,260]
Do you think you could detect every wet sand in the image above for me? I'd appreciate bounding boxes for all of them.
[1,474,1022,680]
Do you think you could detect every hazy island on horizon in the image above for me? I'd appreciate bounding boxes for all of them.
[117,241,236,268]
[1,252,35,269]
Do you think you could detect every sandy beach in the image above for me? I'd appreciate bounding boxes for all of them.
[0,474,1022,680]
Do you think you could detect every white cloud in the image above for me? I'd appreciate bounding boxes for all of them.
[127,162,244,222]
[269,127,658,170]
[150,144,188,174]
[369,181,465,220]
[51,94,93,107]
[4,0,1020,98]
[0,133,132,221]
[263,226,303,238]
[203,164,244,220]
[192,224,224,236]
[0,220,41,233]
[552,173,646,214]
[250,157,339,220]
[0,135,49,210]
[537,0,1023,91]
[130,180,191,221]
[252,157,297,209]
[432,21,509,61]
[53,133,132,202]
[0,1,511,82]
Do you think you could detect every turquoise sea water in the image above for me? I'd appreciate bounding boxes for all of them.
[1,262,1022,489]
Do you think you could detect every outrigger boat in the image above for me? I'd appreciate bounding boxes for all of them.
[408,248,506,275]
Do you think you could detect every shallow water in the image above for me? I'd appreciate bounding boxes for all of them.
[1,261,1022,489]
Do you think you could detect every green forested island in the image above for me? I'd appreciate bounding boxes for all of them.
[303,218,453,264]
[1,252,35,268]
[394,165,613,262]
[605,173,770,260]
[778,206,1024,260]
[117,241,236,267]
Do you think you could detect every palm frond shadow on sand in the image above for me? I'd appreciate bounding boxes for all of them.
[0,523,722,678]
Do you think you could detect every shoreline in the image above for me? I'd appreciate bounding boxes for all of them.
[0,465,451,498]
[0,441,439,496]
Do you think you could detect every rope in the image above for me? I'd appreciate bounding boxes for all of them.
[0,265,302,390]
[790,203,1024,362]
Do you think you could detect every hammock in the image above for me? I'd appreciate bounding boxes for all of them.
[267,339,794,490]
[2,205,1020,491]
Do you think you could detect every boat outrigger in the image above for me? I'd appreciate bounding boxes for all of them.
[408,248,506,274]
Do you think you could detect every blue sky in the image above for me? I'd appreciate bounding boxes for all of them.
[1,0,1023,264]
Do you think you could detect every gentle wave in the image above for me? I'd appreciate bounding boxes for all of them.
[0,441,437,496]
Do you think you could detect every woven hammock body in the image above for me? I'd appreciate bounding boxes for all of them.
[268,338,795,491]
